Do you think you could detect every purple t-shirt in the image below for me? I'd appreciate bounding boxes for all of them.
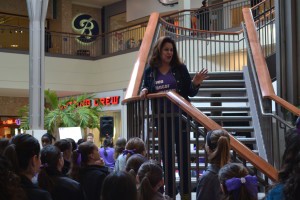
[99,147,115,170]
[154,70,177,93]
[155,70,178,112]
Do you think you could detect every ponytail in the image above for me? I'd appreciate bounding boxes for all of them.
[38,145,61,192]
[38,165,55,192]
[216,136,231,168]
[128,169,137,178]
[69,149,81,181]
[207,130,230,167]
[3,144,19,173]
[69,142,95,180]
[137,160,163,200]
[138,176,155,200]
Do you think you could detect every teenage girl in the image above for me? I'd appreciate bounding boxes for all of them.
[3,134,52,200]
[115,137,146,172]
[69,141,109,200]
[196,129,231,200]
[137,160,171,200]
[266,127,300,200]
[101,171,137,200]
[38,145,85,200]
[219,163,258,200]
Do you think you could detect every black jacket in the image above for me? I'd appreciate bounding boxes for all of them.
[141,64,199,101]
[20,175,52,200]
[79,165,110,200]
[45,170,86,200]
[196,164,223,200]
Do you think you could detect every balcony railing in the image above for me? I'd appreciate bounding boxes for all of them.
[0,0,269,61]
[158,19,247,72]
[0,21,148,58]
[162,0,251,32]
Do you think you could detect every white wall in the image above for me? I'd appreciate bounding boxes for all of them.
[0,53,29,90]
[0,51,138,96]
[126,0,201,22]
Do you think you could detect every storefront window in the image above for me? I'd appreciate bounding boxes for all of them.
[0,117,21,138]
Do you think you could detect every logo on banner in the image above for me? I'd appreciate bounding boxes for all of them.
[72,14,99,44]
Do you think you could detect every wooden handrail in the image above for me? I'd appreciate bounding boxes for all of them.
[124,12,160,99]
[125,92,279,182]
[243,8,300,116]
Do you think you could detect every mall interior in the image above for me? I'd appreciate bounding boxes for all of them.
[0,0,299,198]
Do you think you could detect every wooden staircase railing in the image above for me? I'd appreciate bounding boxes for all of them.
[243,8,300,116]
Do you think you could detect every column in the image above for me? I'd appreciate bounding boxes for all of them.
[178,0,192,29]
[275,0,300,167]
[26,0,48,130]
[276,0,300,109]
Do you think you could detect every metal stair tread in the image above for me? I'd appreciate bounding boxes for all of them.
[198,88,247,92]
[191,96,248,102]
[209,116,252,121]
[195,106,250,111]
[196,126,254,131]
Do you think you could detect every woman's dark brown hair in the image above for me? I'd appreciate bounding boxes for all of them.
[0,155,27,200]
[278,128,300,200]
[124,137,146,161]
[219,163,257,200]
[137,160,163,200]
[69,141,95,180]
[38,145,62,192]
[149,36,182,68]
[125,154,148,178]
[101,171,137,200]
[3,134,40,174]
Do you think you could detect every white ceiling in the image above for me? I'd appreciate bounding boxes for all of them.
[71,0,122,8]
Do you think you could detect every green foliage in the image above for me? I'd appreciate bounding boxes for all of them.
[18,105,30,130]
[44,89,59,110]
[19,91,102,132]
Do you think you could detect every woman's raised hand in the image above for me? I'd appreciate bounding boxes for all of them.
[192,68,209,87]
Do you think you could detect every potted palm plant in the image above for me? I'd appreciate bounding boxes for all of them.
[19,90,102,137]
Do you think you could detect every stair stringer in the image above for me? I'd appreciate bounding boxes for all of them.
[243,66,268,162]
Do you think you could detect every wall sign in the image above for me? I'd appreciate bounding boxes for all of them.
[72,14,99,44]
[0,118,21,126]
[94,96,120,106]
[61,96,120,110]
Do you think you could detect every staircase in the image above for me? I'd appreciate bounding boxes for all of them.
[124,2,282,199]
[191,72,257,151]
[146,71,266,199]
